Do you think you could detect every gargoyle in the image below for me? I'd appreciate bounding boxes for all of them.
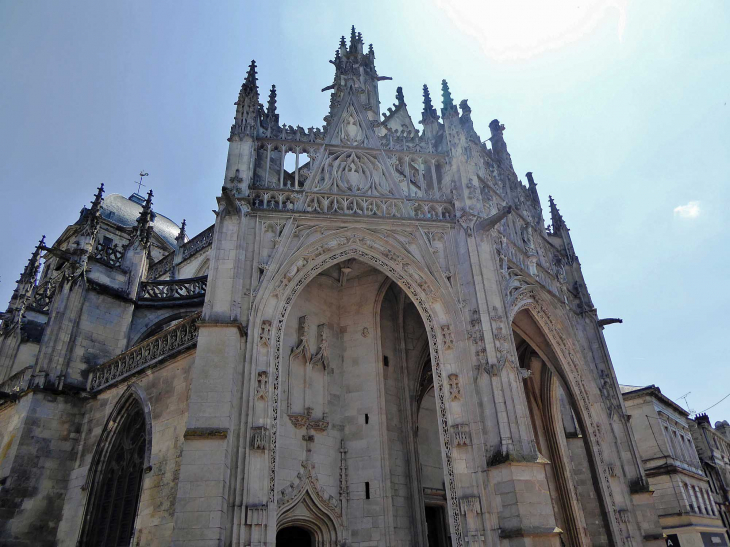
[474,205,512,235]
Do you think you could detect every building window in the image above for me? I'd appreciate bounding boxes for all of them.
[693,485,706,515]
[684,483,695,513]
[81,398,148,546]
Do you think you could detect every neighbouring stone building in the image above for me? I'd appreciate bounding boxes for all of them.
[690,415,730,535]
[0,27,669,546]
[621,385,729,547]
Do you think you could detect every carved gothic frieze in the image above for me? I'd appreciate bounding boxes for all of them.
[250,426,270,450]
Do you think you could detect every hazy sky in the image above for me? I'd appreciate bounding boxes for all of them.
[1,1,728,417]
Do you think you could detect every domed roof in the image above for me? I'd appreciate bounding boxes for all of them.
[100,193,181,249]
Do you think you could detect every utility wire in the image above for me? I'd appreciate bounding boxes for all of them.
[698,393,730,414]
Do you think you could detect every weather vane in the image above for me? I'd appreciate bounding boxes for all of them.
[135,171,149,194]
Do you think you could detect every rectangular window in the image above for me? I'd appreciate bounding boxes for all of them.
[684,483,695,513]
[365,482,370,500]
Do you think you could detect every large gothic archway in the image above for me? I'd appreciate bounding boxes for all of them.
[250,228,468,545]
[510,288,626,546]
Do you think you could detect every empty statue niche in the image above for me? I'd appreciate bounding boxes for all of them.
[287,316,330,432]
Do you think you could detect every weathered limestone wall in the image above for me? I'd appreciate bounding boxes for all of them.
[65,289,135,386]
[55,351,194,547]
[380,289,416,545]
[0,392,84,547]
[278,275,342,501]
[338,268,388,545]
[566,436,609,547]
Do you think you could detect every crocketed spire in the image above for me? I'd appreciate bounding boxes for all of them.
[421,84,439,123]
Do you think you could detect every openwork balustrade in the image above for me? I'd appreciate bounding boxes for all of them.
[92,242,125,268]
[139,275,207,302]
[147,253,174,280]
[182,225,214,261]
[28,275,62,313]
[0,366,33,398]
[249,189,455,221]
[87,312,200,391]
[147,224,214,280]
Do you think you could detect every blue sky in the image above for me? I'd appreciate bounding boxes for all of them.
[1,1,728,416]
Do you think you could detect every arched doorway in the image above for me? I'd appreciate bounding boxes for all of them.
[513,307,612,547]
[276,525,313,546]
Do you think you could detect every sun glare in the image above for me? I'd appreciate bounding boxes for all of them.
[436,0,627,60]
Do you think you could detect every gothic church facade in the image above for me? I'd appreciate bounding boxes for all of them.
[0,28,665,547]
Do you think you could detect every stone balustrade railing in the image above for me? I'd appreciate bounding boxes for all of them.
[139,275,207,302]
[87,312,201,392]
[181,225,214,261]
[249,189,455,221]
[92,242,125,268]
[28,274,62,314]
[0,366,33,398]
[147,224,214,280]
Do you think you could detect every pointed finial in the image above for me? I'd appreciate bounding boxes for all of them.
[176,219,187,246]
[134,189,154,245]
[395,87,405,105]
[349,25,357,51]
[245,60,257,87]
[441,79,455,113]
[143,189,153,211]
[526,172,540,203]
[549,195,565,232]
[89,183,105,217]
[267,85,277,117]
[340,35,347,49]
[368,43,374,55]
[422,84,439,121]
[21,235,45,282]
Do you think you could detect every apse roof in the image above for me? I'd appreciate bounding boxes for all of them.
[100,193,181,249]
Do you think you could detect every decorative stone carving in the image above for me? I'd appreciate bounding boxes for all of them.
[448,374,462,402]
[451,424,471,447]
[245,504,267,525]
[441,324,454,350]
[361,327,370,338]
[288,414,309,429]
[314,149,393,196]
[459,496,482,514]
[250,426,270,450]
[256,371,268,401]
[267,245,463,544]
[277,461,343,526]
[339,103,366,146]
[259,320,272,347]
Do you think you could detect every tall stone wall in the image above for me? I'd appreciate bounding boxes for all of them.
[55,351,194,546]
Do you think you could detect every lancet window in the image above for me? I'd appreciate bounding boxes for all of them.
[81,396,148,547]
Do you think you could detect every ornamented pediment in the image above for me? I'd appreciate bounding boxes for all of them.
[313,149,394,196]
[338,103,366,146]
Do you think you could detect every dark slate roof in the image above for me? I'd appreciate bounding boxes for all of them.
[100,193,181,249]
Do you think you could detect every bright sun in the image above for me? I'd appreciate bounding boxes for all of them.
[436,0,627,60]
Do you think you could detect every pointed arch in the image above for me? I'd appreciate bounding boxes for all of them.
[277,463,342,546]
[255,227,467,546]
[79,384,152,546]
[509,287,625,546]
